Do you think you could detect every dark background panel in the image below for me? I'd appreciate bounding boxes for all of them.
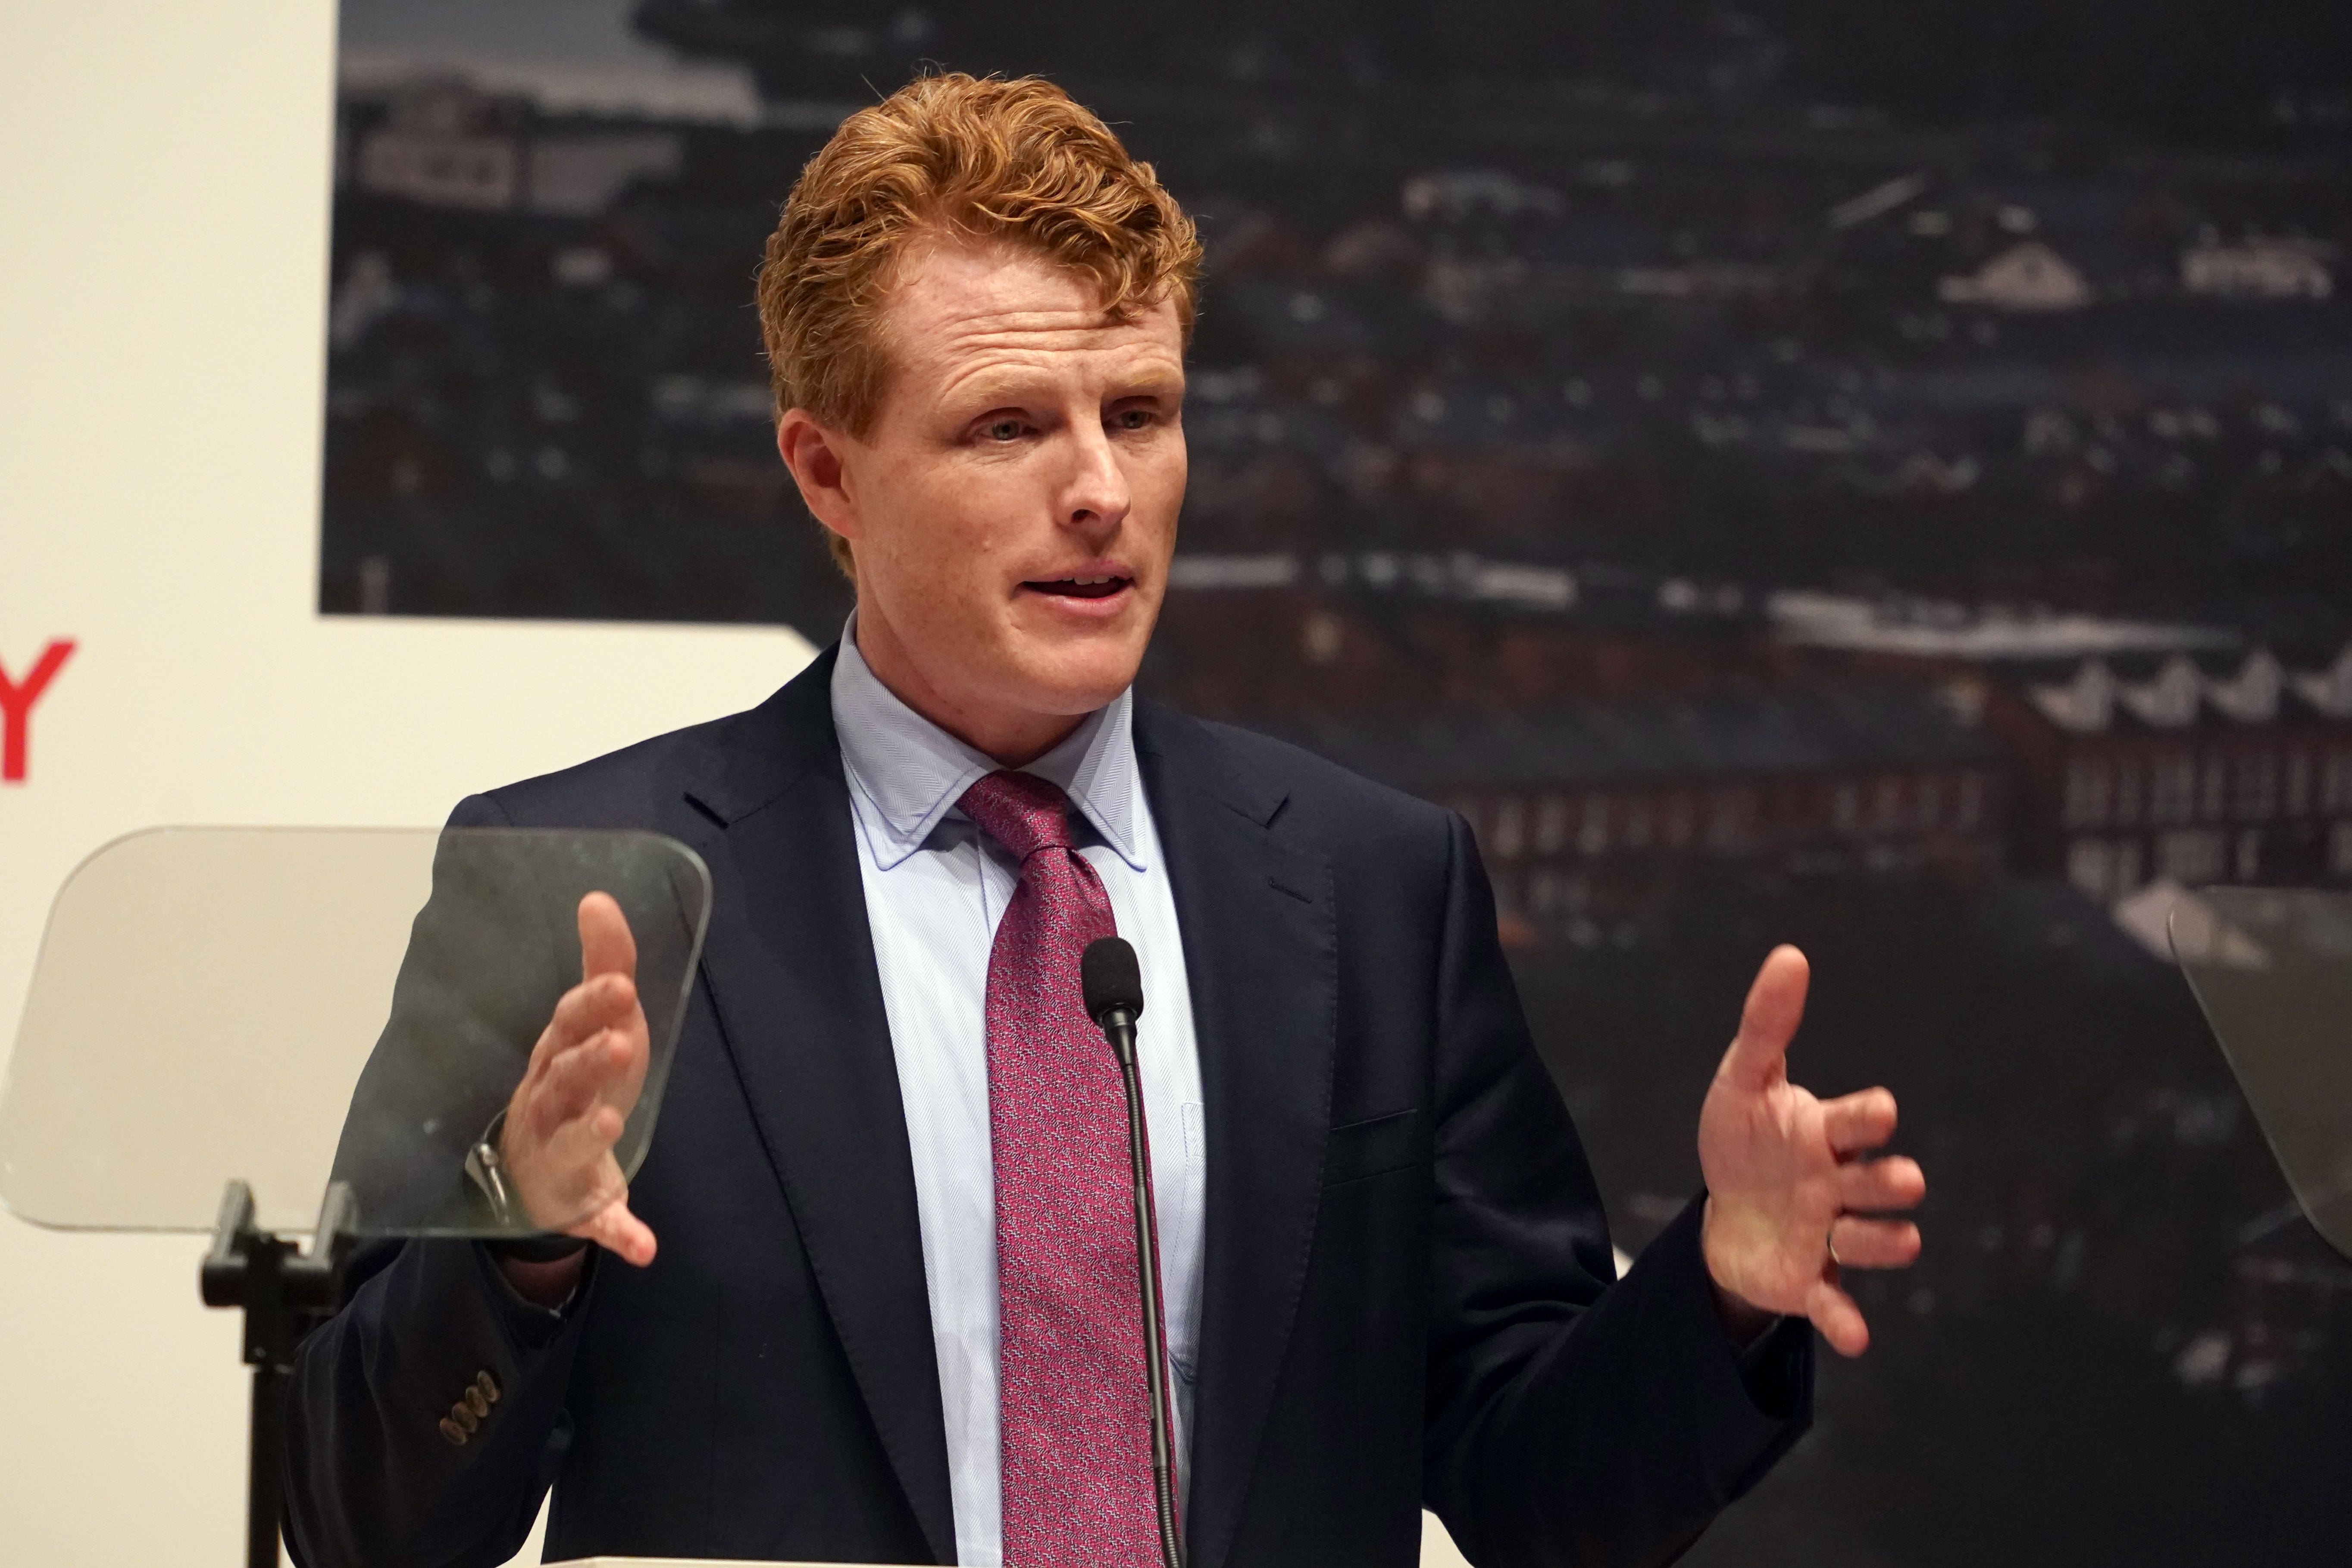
[322,4,2352,1560]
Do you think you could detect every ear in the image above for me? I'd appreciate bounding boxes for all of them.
[776,409,861,549]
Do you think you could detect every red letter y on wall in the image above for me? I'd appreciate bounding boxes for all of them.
[0,640,75,783]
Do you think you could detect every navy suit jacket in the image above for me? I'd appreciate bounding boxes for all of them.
[285,646,1811,1568]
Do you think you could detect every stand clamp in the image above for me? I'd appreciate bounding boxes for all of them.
[200,1179,359,1568]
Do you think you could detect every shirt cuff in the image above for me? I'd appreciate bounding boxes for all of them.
[472,1239,592,1349]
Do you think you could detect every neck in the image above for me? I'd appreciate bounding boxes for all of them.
[851,611,1085,768]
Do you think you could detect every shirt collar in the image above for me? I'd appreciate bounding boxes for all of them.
[829,615,1146,873]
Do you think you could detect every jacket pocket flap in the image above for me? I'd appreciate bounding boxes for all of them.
[1322,1108,1423,1186]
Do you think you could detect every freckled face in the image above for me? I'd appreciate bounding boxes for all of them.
[826,241,1187,751]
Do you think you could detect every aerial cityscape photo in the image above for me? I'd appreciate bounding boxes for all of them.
[318,2,2352,1561]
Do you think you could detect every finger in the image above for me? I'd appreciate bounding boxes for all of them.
[1806,1277,1870,1357]
[1717,944,1808,1092]
[579,892,638,983]
[1836,1154,1926,1213]
[1827,1215,1922,1270]
[532,1028,637,1127]
[522,1104,628,1213]
[542,1102,629,1176]
[578,1195,658,1268]
[530,973,638,1075]
[1822,1087,1898,1156]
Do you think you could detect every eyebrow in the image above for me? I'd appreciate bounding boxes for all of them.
[948,367,1186,413]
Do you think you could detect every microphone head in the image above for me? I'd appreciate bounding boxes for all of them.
[1081,936,1145,1023]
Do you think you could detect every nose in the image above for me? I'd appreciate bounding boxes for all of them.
[1060,420,1130,536]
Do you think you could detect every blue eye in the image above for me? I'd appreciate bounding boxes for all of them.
[984,418,1023,442]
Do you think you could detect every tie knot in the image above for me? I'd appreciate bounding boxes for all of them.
[957,769,1079,861]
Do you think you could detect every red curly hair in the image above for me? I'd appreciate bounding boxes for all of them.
[756,73,1203,575]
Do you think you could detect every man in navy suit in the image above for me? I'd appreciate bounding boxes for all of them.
[286,74,1924,1568]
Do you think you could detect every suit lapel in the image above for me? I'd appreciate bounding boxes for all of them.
[1137,703,1339,1568]
[681,649,956,1565]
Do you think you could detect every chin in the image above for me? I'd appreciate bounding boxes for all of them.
[1010,639,1145,716]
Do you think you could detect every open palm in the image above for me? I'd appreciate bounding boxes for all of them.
[1697,945,1924,1356]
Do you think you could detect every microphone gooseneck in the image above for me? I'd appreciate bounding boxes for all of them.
[1079,936,1184,1568]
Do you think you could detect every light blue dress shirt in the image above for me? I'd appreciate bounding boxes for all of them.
[830,625,1207,1568]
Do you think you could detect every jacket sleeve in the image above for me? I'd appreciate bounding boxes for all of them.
[283,1238,598,1568]
[283,794,594,1567]
[1419,812,1811,1568]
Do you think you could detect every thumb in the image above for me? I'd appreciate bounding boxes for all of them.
[1718,944,1808,1092]
[578,891,639,984]
[579,1195,658,1268]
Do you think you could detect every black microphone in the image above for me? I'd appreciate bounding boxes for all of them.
[1080,936,1183,1568]
[1082,936,1146,1064]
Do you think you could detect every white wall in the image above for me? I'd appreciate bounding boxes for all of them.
[0,6,1475,1565]
[0,4,809,1561]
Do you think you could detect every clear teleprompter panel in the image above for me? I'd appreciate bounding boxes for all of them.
[0,826,710,1239]
[2175,886,2352,1261]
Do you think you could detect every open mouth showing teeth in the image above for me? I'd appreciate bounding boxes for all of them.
[1027,575,1132,600]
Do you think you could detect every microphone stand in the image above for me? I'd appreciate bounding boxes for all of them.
[1089,955,1185,1568]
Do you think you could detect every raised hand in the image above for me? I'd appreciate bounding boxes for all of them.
[498,892,659,1268]
[1697,945,1924,1357]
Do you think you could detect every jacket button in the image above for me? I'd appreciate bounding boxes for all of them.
[438,1417,469,1447]
[475,1371,500,1405]
[463,1386,491,1420]
[451,1402,480,1435]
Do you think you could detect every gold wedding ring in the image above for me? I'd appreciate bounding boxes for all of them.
[1827,1223,1844,1268]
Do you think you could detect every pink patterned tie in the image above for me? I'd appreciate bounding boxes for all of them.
[958,769,1163,1568]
